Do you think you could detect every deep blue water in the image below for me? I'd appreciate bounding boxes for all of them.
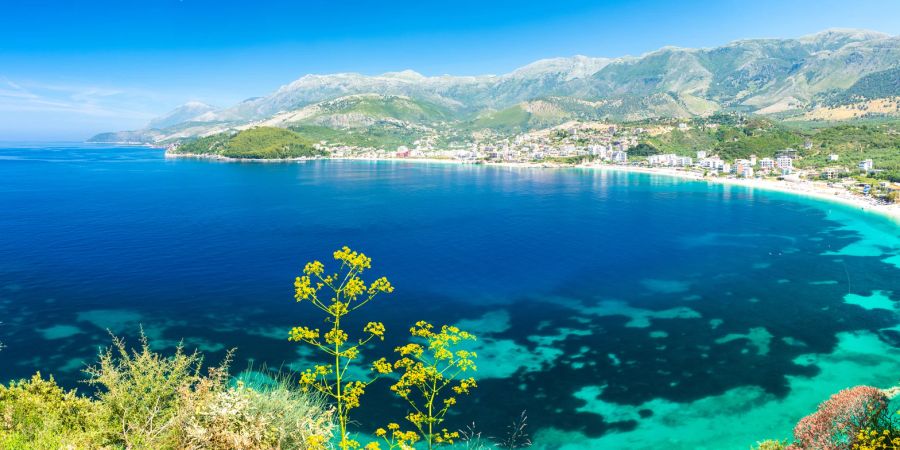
[1,144,899,449]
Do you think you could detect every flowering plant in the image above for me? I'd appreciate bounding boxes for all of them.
[389,321,477,449]
[289,246,395,448]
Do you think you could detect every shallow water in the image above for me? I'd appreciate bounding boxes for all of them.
[0,144,898,449]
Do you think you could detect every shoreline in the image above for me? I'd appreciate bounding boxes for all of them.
[164,151,900,223]
[591,164,900,224]
[164,151,325,163]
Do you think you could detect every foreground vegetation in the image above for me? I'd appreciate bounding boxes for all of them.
[171,127,327,159]
[753,386,900,450]
[0,333,334,449]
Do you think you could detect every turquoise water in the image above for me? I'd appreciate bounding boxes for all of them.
[1,144,899,449]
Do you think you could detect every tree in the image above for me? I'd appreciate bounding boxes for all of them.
[629,143,661,157]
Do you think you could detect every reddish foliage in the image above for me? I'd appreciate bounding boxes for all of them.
[789,386,888,450]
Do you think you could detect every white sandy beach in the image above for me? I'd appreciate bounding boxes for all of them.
[588,163,900,224]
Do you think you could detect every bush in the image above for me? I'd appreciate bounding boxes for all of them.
[83,331,230,448]
[0,373,101,449]
[2,333,336,449]
[182,378,334,449]
[788,386,890,450]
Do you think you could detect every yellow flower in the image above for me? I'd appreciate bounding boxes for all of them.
[369,277,394,294]
[345,276,366,299]
[364,321,386,339]
[325,328,349,346]
[288,326,320,342]
[306,434,327,449]
[372,358,393,374]
[328,301,350,317]
[334,246,372,270]
[304,260,325,276]
[294,276,316,301]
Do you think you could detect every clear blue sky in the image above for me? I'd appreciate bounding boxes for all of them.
[1,0,898,140]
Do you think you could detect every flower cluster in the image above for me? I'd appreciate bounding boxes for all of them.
[853,428,900,450]
[368,423,420,450]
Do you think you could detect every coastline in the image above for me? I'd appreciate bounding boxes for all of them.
[590,164,900,224]
[164,151,324,163]
[164,150,900,223]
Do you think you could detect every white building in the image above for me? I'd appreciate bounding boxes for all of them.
[829,154,840,162]
[740,166,754,178]
[648,154,693,167]
[859,159,874,172]
[759,158,775,171]
[611,151,628,164]
[696,150,708,159]
[699,156,726,172]
[731,159,755,177]
[589,145,609,158]
[776,156,793,174]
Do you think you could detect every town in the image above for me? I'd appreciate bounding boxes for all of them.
[313,120,900,204]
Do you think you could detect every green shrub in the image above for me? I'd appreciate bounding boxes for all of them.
[0,373,102,449]
[83,331,233,449]
[2,332,336,449]
[182,379,334,449]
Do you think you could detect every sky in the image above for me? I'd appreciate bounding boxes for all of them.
[1,0,899,140]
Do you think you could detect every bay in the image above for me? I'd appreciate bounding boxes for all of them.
[1,143,898,449]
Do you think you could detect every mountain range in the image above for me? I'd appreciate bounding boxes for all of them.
[90,28,900,144]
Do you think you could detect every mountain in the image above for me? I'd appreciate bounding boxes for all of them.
[259,94,455,128]
[91,28,900,144]
[147,101,218,129]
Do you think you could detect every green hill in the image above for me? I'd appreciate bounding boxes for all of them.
[171,127,326,159]
[288,124,423,149]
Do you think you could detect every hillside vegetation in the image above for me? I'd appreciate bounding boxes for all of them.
[642,118,900,176]
[171,127,326,159]
[818,67,900,106]
[288,124,423,149]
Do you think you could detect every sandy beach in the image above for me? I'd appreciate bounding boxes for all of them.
[587,163,900,224]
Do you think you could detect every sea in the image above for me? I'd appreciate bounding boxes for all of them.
[1,143,899,449]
